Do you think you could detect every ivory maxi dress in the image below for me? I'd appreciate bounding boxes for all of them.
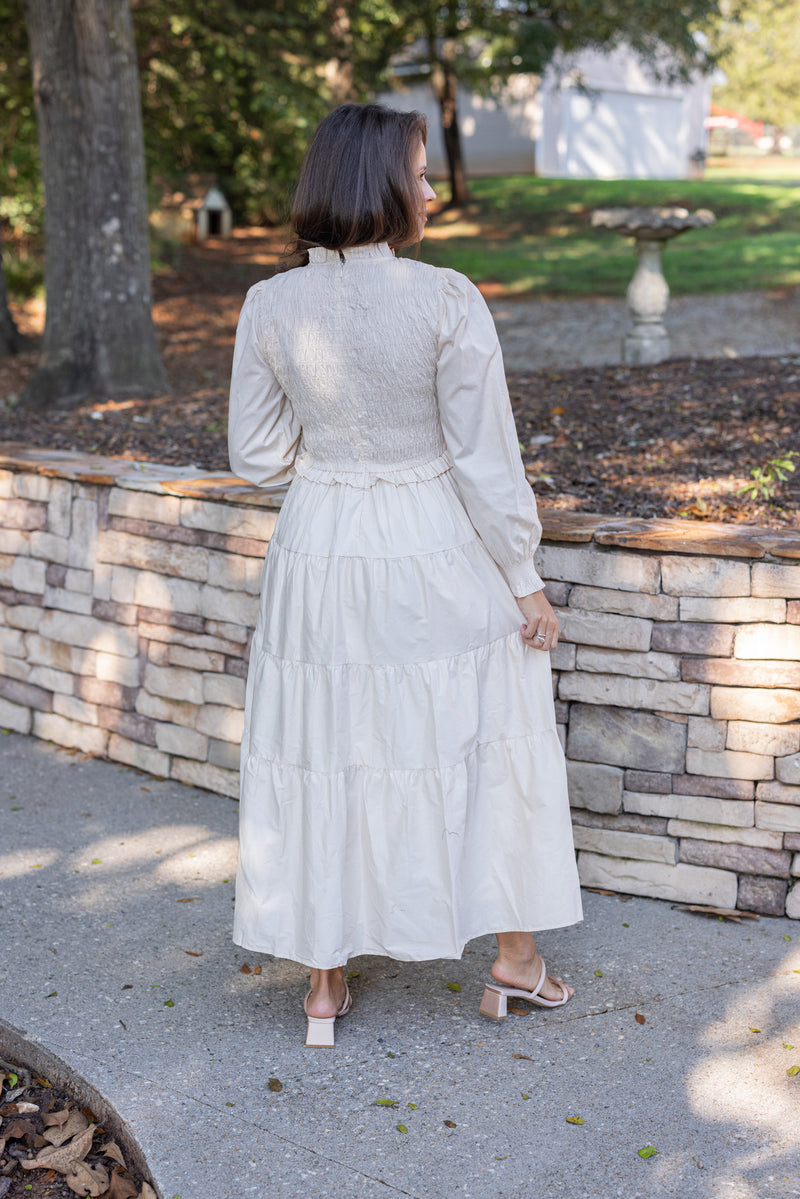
[228,242,582,969]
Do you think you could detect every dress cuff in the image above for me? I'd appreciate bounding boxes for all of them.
[500,559,545,597]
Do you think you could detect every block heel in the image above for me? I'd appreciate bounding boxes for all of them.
[479,984,507,1020]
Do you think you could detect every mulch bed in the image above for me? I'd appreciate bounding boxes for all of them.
[1,238,798,528]
[0,1056,153,1198]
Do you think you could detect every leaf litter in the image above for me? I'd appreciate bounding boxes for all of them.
[0,1057,154,1198]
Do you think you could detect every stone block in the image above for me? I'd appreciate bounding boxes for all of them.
[43,587,93,615]
[13,473,52,501]
[557,610,652,652]
[751,562,800,599]
[155,722,208,760]
[624,769,672,794]
[790,601,800,624]
[0,697,31,734]
[685,747,773,782]
[672,773,753,799]
[68,499,98,569]
[199,586,259,627]
[2,498,48,531]
[735,624,800,662]
[727,721,800,757]
[208,738,241,771]
[572,826,677,864]
[0,654,31,682]
[792,854,800,875]
[567,703,687,772]
[52,694,99,725]
[143,663,204,705]
[171,756,240,798]
[566,760,623,814]
[575,647,680,680]
[28,666,74,695]
[679,838,791,877]
[64,568,93,595]
[97,530,209,581]
[0,471,14,497]
[680,597,787,623]
[203,673,246,708]
[786,883,800,920]
[47,480,73,538]
[168,645,226,673]
[109,515,203,546]
[195,703,245,743]
[577,852,738,907]
[108,488,182,524]
[206,551,264,595]
[38,610,138,657]
[0,676,53,711]
[32,711,108,755]
[660,556,750,598]
[571,809,668,834]
[625,790,754,827]
[180,499,278,541]
[5,605,43,632]
[111,567,204,616]
[652,623,735,657]
[75,677,135,709]
[542,580,570,606]
[537,545,661,594]
[0,529,30,554]
[96,650,141,686]
[755,802,800,834]
[756,780,800,805]
[777,753,800,786]
[146,641,169,665]
[28,531,71,564]
[737,875,788,916]
[11,557,46,594]
[683,658,800,688]
[554,701,569,723]
[0,626,25,657]
[711,687,800,724]
[549,641,576,672]
[107,733,169,777]
[91,599,138,625]
[559,672,708,716]
[93,562,112,601]
[138,607,205,633]
[568,584,678,621]
[688,716,728,752]
[225,657,249,679]
[204,620,250,644]
[785,833,800,850]
[666,819,783,850]
[97,708,157,745]
[25,634,97,677]
[136,691,200,729]
[46,563,67,587]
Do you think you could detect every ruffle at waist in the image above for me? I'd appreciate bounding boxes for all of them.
[293,450,453,488]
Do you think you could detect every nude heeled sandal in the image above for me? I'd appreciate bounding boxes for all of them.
[479,959,571,1019]
[303,983,352,1048]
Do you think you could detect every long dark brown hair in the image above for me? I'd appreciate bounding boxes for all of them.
[279,103,427,271]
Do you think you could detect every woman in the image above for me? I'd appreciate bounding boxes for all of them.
[228,103,582,1048]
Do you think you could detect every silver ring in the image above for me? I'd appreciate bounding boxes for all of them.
[536,634,545,641]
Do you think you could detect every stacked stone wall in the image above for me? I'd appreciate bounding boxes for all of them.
[1,448,799,918]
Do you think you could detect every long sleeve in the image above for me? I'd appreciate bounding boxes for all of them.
[435,270,544,597]
[228,283,302,492]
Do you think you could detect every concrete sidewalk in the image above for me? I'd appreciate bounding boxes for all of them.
[1,732,799,1199]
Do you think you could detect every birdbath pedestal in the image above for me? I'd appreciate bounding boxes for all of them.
[591,206,716,365]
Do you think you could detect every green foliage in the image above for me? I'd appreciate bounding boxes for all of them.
[713,0,800,129]
[737,452,797,501]
[0,0,43,298]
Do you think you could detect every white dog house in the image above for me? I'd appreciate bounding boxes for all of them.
[381,45,710,180]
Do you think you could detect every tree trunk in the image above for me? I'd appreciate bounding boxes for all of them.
[22,0,166,407]
[431,63,470,206]
[0,203,25,356]
[324,2,356,104]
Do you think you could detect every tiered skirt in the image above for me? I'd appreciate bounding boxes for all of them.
[233,465,582,967]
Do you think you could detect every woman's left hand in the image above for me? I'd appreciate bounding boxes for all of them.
[516,590,559,652]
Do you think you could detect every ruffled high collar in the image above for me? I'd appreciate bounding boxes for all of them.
[307,242,395,265]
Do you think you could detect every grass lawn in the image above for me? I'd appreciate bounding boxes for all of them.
[415,166,800,298]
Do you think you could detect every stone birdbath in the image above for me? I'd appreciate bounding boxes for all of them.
[591,206,716,365]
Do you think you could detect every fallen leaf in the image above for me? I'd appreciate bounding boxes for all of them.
[507,1005,529,1016]
[396,1123,408,1133]
[594,970,603,978]
[376,1098,398,1107]
[253,965,262,975]
[140,1184,158,1199]
[183,950,203,957]
[122,984,133,990]
[14,1101,39,1113]
[783,1043,795,1050]
[163,999,174,1007]
[99,1140,127,1169]
[446,982,461,993]
[346,971,359,980]
[35,1076,53,1089]
[268,1078,282,1092]
[788,1066,800,1077]
[566,1116,584,1125]
[43,1108,89,1147]
[512,1053,534,1061]
[749,1027,761,1033]
[638,1145,659,1159]
[635,1013,646,1025]
[494,1155,508,1160]
[521,1093,530,1100]
[176,898,199,903]
[21,1122,95,1172]
[91,859,101,865]
[105,1172,139,1199]
[46,990,58,998]
[407,1103,417,1110]
[42,1108,71,1128]
[443,1119,457,1128]
[240,963,252,974]
[672,903,758,922]
[64,1160,109,1196]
